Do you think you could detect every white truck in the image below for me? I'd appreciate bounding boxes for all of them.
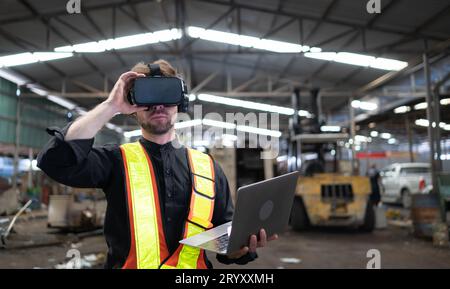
[380,163,432,208]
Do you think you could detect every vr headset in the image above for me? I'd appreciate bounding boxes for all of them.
[127,63,189,113]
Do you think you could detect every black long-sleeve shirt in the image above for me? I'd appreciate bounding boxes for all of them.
[37,123,256,268]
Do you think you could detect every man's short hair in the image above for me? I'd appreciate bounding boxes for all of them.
[131,59,178,77]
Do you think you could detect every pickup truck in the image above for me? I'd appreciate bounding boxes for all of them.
[380,163,432,208]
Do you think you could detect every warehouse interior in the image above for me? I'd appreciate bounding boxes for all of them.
[0,0,450,269]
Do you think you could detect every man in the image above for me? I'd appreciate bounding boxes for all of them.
[37,59,276,269]
[367,164,381,205]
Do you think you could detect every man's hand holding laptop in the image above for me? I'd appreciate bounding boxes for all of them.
[228,229,278,259]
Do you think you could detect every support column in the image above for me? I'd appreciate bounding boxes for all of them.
[349,96,356,175]
[405,115,415,162]
[423,52,438,194]
[12,94,22,190]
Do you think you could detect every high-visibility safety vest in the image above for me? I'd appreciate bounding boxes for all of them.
[119,141,216,269]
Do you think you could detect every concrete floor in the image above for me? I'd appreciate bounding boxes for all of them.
[1,212,450,269]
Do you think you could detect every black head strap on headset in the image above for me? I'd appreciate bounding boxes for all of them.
[148,63,162,76]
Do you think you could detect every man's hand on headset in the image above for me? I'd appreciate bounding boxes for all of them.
[105,71,148,115]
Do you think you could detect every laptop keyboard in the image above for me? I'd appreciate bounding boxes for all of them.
[199,233,229,253]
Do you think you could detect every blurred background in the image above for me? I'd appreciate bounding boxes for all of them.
[0,0,449,268]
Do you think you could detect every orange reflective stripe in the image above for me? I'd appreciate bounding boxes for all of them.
[187,148,216,229]
[120,142,161,269]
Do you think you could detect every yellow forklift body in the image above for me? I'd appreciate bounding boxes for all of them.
[296,173,371,226]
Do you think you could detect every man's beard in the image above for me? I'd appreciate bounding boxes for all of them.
[137,114,174,135]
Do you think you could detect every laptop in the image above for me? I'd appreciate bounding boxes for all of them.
[179,171,300,255]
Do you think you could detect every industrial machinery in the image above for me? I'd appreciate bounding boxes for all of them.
[287,88,375,232]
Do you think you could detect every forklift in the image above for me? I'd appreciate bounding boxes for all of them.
[288,88,375,232]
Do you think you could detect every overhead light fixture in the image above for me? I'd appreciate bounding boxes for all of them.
[55,29,182,53]
[380,133,392,139]
[0,52,73,68]
[197,93,302,116]
[202,118,236,129]
[415,119,429,127]
[304,52,337,61]
[415,119,447,129]
[440,98,450,106]
[236,125,282,137]
[320,125,341,132]
[369,57,408,71]
[187,26,310,53]
[355,135,369,143]
[334,52,375,67]
[414,102,427,110]
[370,131,379,137]
[351,100,378,111]
[394,106,411,114]
[387,138,397,145]
[304,52,407,71]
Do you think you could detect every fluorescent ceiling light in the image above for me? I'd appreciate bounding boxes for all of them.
[0,52,73,68]
[55,29,182,53]
[197,93,297,115]
[334,52,375,67]
[189,94,196,101]
[415,119,447,129]
[380,133,392,139]
[370,57,408,71]
[388,138,397,145]
[440,98,450,106]
[355,135,369,143]
[252,39,305,53]
[394,106,411,114]
[415,119,428,127]
[304,52,407,71]
[202,118,236,129]
[298,110,312,118]
[236,125,282,137]
[320,125,341,132]
[304,52,337,61]
[414,102,427,110]
[351,100,378,111]
[187,26,310,53]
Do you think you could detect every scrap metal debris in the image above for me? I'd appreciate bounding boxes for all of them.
[1,200,33,248]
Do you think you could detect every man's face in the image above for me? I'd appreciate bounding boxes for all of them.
[136,104,178,135]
